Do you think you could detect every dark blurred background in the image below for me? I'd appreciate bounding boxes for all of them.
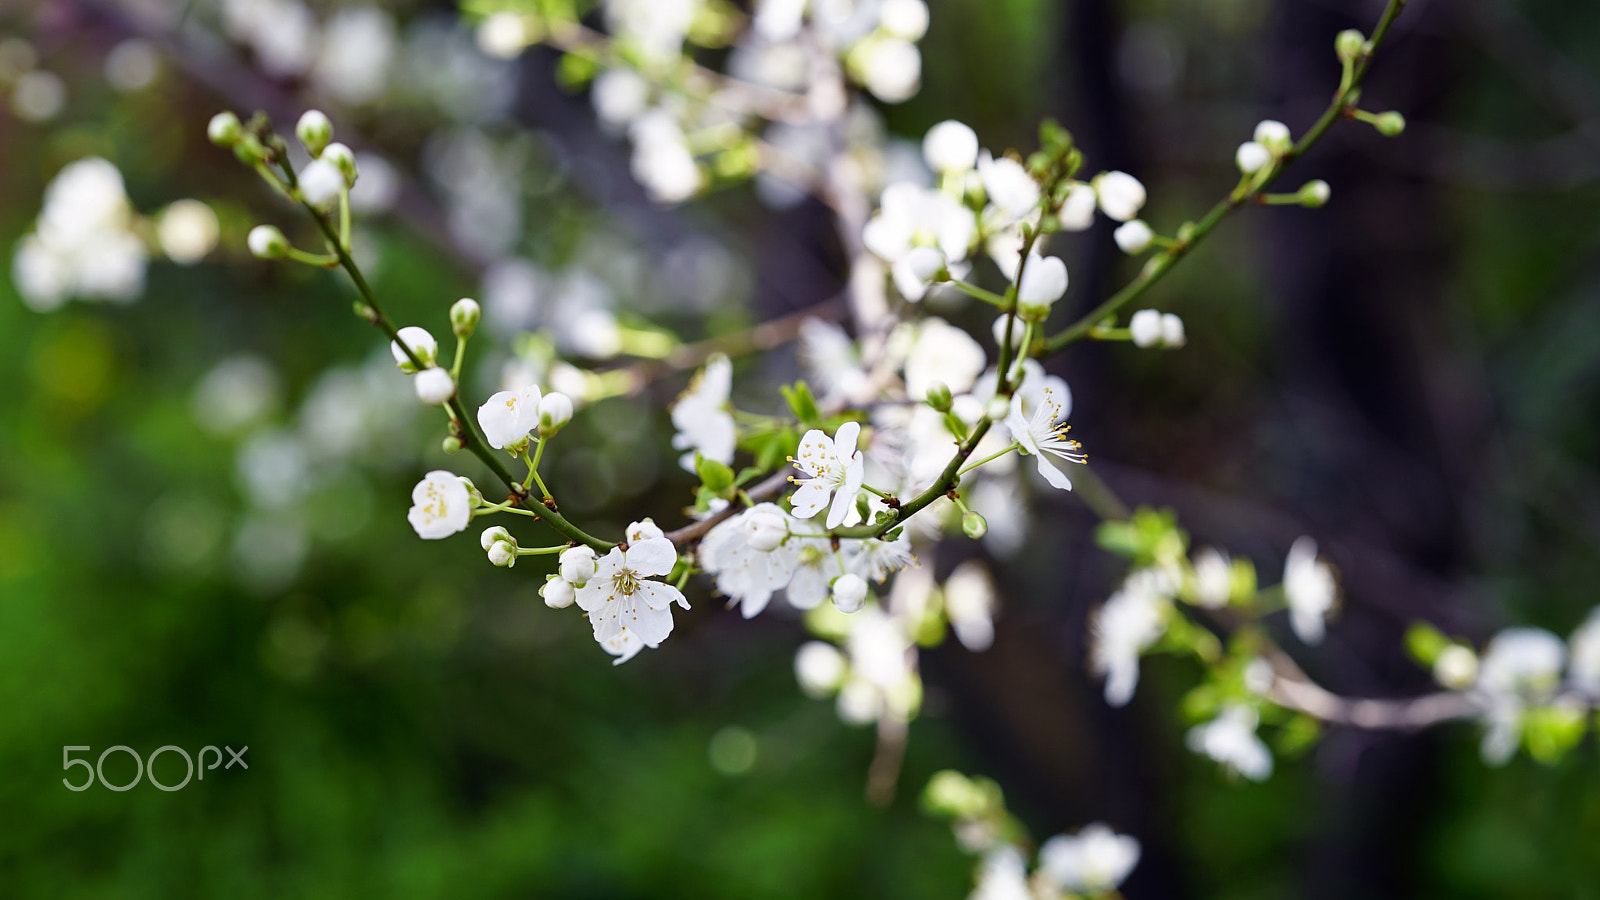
[3,0,1600,897]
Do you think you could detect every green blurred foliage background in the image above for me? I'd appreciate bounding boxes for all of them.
[3,0,1600,897]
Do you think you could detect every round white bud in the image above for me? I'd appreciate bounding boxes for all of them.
[1235,141,1271,174]
[1159,313,1186,348]
[1129,308,1163,348]
[247,224,289,259]
[922,119,979,173]
[880,0,930,40]
[390,326,438,370]
[831,573,869,613]
[1253,119,1291,151]
[487,541,517,567]
[1094,171,1147,222]
[480,526,512,551]
[559,545,597,586]
[207,111,243,146]
[450,297,481,338]
[295,109,333,157]
[984,395,1011,422]
[320,142,357,184]
[541,575,576,608]
[1113,220,1154,255]
[538,392,574,435]
[1057,182,1098,231]
[744,508,789,552]
[298,158,344,209]
[1300,180,1331,208]
[413,367,456,405]
[1017,255,1069,317]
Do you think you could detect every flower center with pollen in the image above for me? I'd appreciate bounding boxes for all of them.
[613,568,640,595]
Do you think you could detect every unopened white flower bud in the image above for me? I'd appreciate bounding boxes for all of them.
[207,111,243,146]
[1017,255,1069,320]
[1094,171,1146,222]
[1160,313,1186,348]
[1298,180,1331,208]
[247,224,289,259]
[922,119,979,173]
[1434,644,1478,690]
[481,526,512,551]
[1129,309,1163,348]
[1335,29,1366,63]
[488,540,517,567]
[414,367,456,405]
[984,395,1011,422]
[296,109,333,157]
[321,142,357,184]
[744,508,789,552]
[459,476,484,509]
[450,297,481,338]
[1253,119,1291,152]
[1235,141,1271,174]
[541,575,576,608]
[961,510,988,539]
[832,573,869,613]
[298,158,344,209]
[538,392,573,435]
[1113,220,1154,255]
[1374,111,1406,137]
[559,545,597,586]
[879,0,930,40]
[390,326,438,371]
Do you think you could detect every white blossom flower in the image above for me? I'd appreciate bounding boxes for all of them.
[891,245,947,302]
[591,68,652,131]
[1003,384,1085,491]
[1283,537,1336,645]
[1094,170,1147,222]
[798,318,868,405]
[858,37,921,103]
[538,391,573,433]
[784,537,845,610]
[1186,704,1274,780]
[1113,219,1154,255]
[157,200,220,264]
[1129,308,1163,348]
[970,846,1032,900]
[904,317,986,401]
[1090,569,1172,706]
[575,524,689,651]
[700,504,802,618]
[790,421,867,528]
[477,382,542,450]
[413,367,455,405]
[560,545,598,586]
[1477,627,1565,699]
[486,540,517,567]
[12,156,148,311]
[481,526,511,551]
[795,641,848,697]
[1254,119,1291,152]
[1037,823,1141,895]
[1434,645,1479,690]
[629,111,702,203]
[922,120,979,174]
[851,535,916,582]
[671,353,736,471]
[1160,312,1186,347]
[863,182,976,267]
[978,151,1040,224]
[407,470,473,539]
[879,0,930,40]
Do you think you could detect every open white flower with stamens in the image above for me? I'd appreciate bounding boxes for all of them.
[575,523,689,653]
[407,470,472,539]
[1003,384,1085,491]
[671,353,735,472]
[477,382,541,450]
[700,503,802,618]
[790,421,867,529]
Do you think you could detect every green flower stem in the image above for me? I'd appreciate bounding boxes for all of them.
[1041,0,1409,355]
[860,484,896,500]
[515,545,567,557]
[957,442,1019,477]
[285,247,338,267]
[526,440,553,502]
[270,151,614,552]
[948,280,1010,308]
[338,186,351,251]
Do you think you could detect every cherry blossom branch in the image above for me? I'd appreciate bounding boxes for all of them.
[1039,0,1411,355]
[1258,646,1480,730]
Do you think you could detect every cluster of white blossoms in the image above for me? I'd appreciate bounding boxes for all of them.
[969,825,1141,900]
[11,157,218,313]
